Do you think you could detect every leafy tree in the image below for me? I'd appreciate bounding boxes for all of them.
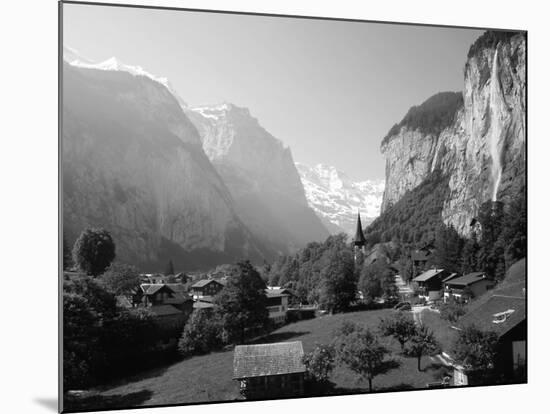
[302,343,336,384]
[72,228,116,276]
[178,310,223,357]
[63,233,73,270]
[165,259,175,276]
[214,260,269,344]
[452,325,499,382]
[319,248,356,313]
[477,201,505,279]
[335,322,396,392]
[359,260,397,304]
[405,325,440,371]
[100,263,141,296]
[379,312,417,351]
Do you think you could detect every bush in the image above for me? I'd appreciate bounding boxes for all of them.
[178,311,223,357]
[303,344,336,384]
[439,300,466,323]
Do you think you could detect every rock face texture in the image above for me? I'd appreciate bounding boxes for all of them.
[380,32,525,235]
[186,104,329,255]
[62,63,269,270]
[295,163,384,235]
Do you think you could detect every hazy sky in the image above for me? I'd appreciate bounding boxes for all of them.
[63,3,483,180]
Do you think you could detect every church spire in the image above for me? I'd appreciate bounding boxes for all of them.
[353,211,366,247]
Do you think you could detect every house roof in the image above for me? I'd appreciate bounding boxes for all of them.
[442,273,459,283]
[458,295,525,337]
[413,268,447,282]
[191,279,223,288]
[149,305,183,317]
[165,283,187,294]
[265,288,292,298]
[233,341,306,379]
[140,284,174,295]
[445,272,487,287]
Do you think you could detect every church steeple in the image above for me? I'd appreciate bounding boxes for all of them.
[353,211,366,248]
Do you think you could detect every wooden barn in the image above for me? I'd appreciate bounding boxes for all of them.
[233,341,306,399]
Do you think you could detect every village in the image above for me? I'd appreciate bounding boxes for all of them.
[63,209,526,409]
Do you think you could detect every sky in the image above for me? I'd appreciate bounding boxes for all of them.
[63,3,483,181]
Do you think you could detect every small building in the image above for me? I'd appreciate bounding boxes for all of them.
[443,272,493,303]
[265,288,291,325]
[233,341,306,400]
[190,279,225,299]
[413,268,451,302]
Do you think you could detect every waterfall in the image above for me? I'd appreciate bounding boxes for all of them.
[489,48,504,201]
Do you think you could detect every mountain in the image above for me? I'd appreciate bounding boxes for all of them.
[62,59,271,271]
[186,103,329,255]
[295,163,384,235]
[376,31,525,238]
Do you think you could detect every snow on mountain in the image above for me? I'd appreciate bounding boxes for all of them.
[296,163,384,235]
[62,45,187,108]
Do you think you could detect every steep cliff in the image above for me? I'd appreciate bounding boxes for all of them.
[62,63,270,271]
[380,31,525,236]
[186,103,329,254]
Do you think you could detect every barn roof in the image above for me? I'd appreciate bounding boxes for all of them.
[191,279,223,288]
[413,268,447,282]
[445,272,487,287]
[233,341,306,379]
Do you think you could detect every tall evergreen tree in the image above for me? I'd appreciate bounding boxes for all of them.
[165,259,175,276]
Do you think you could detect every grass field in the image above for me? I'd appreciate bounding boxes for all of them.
[66,308,452,411]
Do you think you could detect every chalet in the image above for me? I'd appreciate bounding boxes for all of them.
[190,279,225,299]
[443,272,494,303]
[265,288,292,325]
[412,268,451,302]
[233,341,306,399]
[140,283,193,310]
[450,259,526,386]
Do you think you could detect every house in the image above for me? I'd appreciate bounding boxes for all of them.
[265,288,292,325]
[190,279,225,299]
[443,272,493,303]
[449,259,526,386]
[412,268,451,302]
[233,341,306,399]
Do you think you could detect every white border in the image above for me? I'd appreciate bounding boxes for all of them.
[1,1,548,413]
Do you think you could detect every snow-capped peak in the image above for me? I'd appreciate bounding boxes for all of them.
[63,45,187,108]
[296,162,385,235]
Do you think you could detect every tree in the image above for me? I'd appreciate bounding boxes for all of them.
[214,260,269,344]
[405,325,440,371]
[63,233,73,270]
[302,343,336,384]
[178,310,223,357]
[100,263,142,296]
[452,325,499,383]
[72,228,116,276]
[431,225,465,273]
[379,312,417,351]
[319,248,356,313]
[335,322,396,392]
[461,234,480,274]
[165,259,175,276]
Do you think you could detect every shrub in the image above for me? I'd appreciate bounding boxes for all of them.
[178,310,223,357]
[303,344,336,384]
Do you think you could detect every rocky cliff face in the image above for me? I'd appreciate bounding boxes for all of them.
[62,63,269,271]
[186,103,329,254]
[296,163,384,235]
[380,32,525,235]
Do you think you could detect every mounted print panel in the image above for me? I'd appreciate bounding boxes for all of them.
[60,1,526,412]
